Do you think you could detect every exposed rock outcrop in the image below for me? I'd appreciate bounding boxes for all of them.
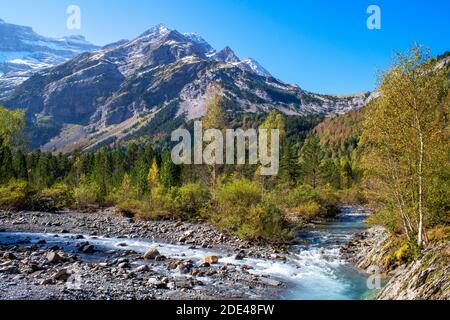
[345,226,449,300]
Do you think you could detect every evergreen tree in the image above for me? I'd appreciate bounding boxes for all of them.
[13,150,28,181]
[300,133,323,189]
[0,146,14,184]
[160,150,178,189]
[279,143,300,186]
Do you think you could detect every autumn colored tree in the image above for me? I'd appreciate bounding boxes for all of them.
[147,158,159,189]
[202,86,226,187]
[361,46,449,246]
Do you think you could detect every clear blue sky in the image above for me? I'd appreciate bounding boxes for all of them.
[1,0,449,94]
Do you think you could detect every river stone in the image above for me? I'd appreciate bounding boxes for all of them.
[0,266,19,274]
[235,251,246,260]
[260,277,282,287]
[53,269,71,282]
[143,248,160,260]
[203,256,220,264]
[40,278,54,285]
[148,278,166,289]
[82,245,96,254]
[132,265,150,273]
[3,252,17,260]
[46,252,63,263]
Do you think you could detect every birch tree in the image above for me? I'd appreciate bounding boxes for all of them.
[361,46,449,247]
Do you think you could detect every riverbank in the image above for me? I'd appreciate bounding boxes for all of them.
[342,226,449,300]
[0,209,286,300]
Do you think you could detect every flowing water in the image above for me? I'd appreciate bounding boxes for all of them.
[0,205,378,300]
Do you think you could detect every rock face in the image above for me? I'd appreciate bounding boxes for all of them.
[377,244,450,300]
[345,227,449,300]
[1,22,369,151]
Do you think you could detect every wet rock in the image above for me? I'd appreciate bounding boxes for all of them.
[260,277,282,287]
[3,252,17,260]
[235,251,246,260]
[176,264,192,275]
[81,245,96,254]
[241,265,254,270]
[203,256,220,264]
[37,239,47,245]
[167,261,180,270]
[143,248,160,260]
[118,262,130,269]
[132,265,150,273]
[116,242,128,247]
[271,254,287,262]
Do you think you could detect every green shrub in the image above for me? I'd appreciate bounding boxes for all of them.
[146,186,178,218]
[116,199,151,217]
[38,183,73,210]
[273,184,339,224]
[73,180,102,210]
[212,179,291,241]
[174,183,210,218]
[0,179,30,210]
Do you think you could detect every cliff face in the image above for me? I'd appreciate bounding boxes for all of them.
[343,227,449,300]
[377,243,449,300]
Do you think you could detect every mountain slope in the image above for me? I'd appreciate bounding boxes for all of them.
[1,23,370,152]
[0,18,99,99]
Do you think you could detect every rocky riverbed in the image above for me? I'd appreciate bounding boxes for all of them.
[0,209,287,300]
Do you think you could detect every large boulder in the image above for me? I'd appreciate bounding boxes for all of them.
[143,248,160,260]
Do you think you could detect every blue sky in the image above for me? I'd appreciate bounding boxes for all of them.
[1,0,449,94]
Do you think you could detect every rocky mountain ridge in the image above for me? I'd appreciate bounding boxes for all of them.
[1,22,370,151]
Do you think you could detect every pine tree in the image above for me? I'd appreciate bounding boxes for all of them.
[300,133,323,189]
[160,150,178,189]
[279,143,299,186]
[0,146,14,184]
[13,150,28,181]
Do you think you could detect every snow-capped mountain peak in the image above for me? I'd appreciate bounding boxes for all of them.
[0,18,99,98]
[183,32,214,54]
[240,58,272,77]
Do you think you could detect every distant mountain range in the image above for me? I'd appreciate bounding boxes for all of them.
[0,18,99,99]
[0,20,370,152]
